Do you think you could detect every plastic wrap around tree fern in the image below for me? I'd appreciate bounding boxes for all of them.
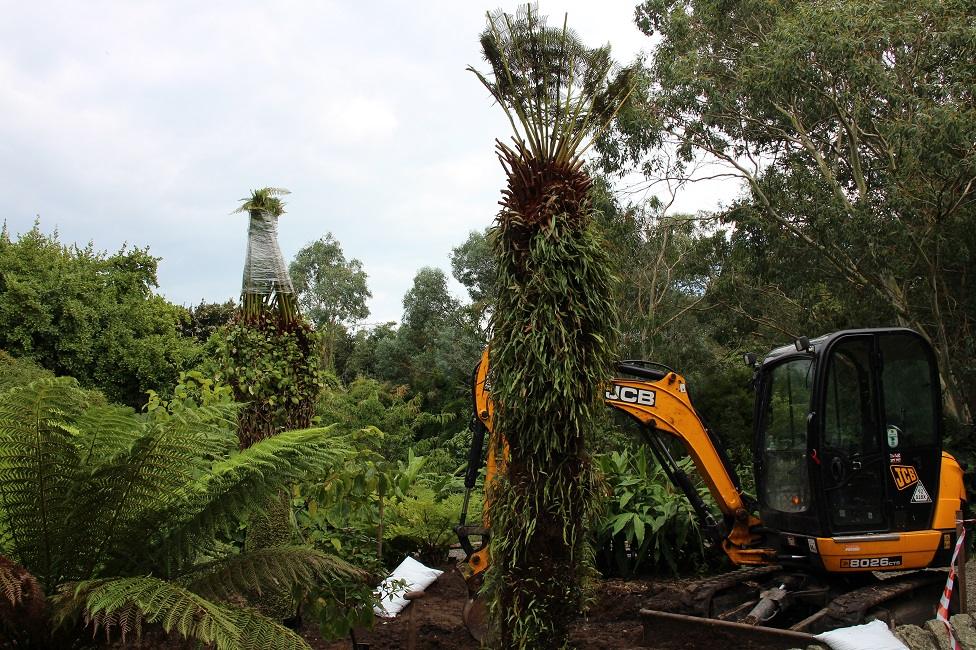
[235,188,298,324]
[0,377,361,649]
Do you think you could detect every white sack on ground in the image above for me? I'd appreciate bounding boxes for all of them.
[814,619,909,650]
[373,556,443,618]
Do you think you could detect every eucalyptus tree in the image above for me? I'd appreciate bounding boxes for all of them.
[615,0,976,425]
[470,6,635,646]
[289,233,371,371]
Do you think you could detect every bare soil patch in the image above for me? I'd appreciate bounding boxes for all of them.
[302,567,792,649]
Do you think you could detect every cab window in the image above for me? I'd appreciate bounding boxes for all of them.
[879,334,937,449]
[761,358,813,513]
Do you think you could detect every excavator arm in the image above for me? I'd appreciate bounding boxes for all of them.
[605,361,772,565]
[456,351,774,602]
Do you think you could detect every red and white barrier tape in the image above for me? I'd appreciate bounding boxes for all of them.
[937,526,966,650]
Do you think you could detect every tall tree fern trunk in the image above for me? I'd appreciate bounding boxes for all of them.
[485,142,618,647]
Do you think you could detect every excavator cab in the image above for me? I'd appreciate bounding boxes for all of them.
[754,328,959,569]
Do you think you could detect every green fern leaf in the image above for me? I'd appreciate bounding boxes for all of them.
[136,426,350,576]
[64,399,239,580]
[184,545,363,602]
[0,378,88,585]
[53,576,311,650]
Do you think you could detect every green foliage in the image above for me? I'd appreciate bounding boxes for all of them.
[0,222,201,407]
[289,233,371,371]
[385,487,475,566]
[0,350,53,393]
[626,0,976,425]
[470,4,636,167]
[293,445,435,640]
[53,576,310,650]
[594,448,706,577]
[317,377,454,464]
[233,187,290,218]
[215,317,326,447]
[0,376,360,648]
[182,299,238,343]
[450,228,497,314]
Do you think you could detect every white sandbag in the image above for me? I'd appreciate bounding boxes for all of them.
[814,619,908,650]
[372,556,443,618]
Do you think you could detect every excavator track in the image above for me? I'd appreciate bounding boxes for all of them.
[815,571,947,630]
[682,565,785,617]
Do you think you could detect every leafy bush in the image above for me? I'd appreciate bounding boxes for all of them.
[0,349,53,392]
[293,444,430,640]
[0,376,360,649]
[385,487,475,566]
[0,223,201,407]
[594,447,707,577]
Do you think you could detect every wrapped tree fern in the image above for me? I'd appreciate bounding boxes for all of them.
[226,188,321,446]
[0,377,359,649]
[470,5,634,647]
[219,188,327,620]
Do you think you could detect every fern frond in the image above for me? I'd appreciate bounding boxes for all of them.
[0,378,87,585]
[136,426,350,576]
[184,545,364,602]
[74,404,141,465]
[0,555,47,642]
[53,576,310,650]
[65,400,239,580]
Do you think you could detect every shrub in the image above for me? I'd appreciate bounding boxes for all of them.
[386,487,476,566]
[594,447,708,577]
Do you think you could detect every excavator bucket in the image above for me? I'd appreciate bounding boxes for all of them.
[462,595,488,642]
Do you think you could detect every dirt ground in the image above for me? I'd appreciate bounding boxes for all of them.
[302,567,810,650]
[303,566,645,650]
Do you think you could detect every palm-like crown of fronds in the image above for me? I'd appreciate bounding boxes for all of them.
[470,3,635,168]
[233,187,290,218]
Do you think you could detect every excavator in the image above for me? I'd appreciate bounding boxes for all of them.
[455,327,968,642]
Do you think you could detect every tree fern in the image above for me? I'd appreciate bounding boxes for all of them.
[0,378,87,586]
[470,5,631,646]
[0,377,359,648]
[184,545,362,602]
[140,426,350,577]
[68,402,241,580]
[54,576,310,650]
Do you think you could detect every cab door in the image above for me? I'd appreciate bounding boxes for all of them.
[875,331,942,531]
[818,335,888,533]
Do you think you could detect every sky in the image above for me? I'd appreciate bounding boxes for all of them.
[0,1,737,325]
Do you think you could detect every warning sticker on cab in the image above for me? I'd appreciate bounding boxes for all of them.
[890,465,919,490]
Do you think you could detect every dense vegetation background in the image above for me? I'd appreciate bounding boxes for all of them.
[0,0,972,646]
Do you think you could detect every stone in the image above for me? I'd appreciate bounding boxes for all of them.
[950,614,976,650]
[894,624,939,650]
[924,618,951,650]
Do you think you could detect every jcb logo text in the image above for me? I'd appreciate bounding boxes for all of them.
[890,465,918,490]
[605,385,656,406]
